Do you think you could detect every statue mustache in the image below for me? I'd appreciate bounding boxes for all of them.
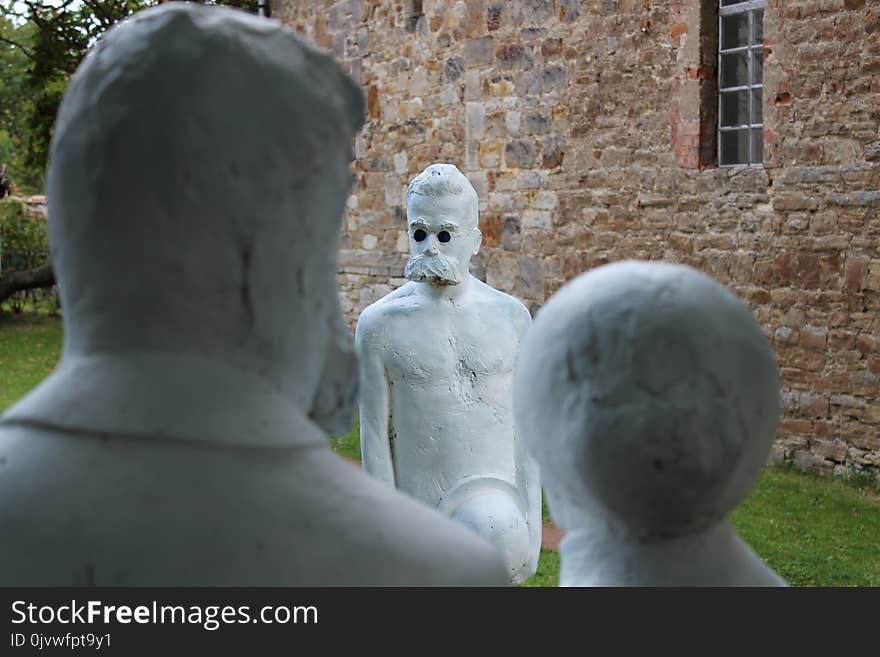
[404,252,462,284]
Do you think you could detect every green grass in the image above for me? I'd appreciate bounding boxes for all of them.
[329,420,362,462]
[2,313,878,587]
[731,466,880,586]
[520,549,560,587]
[0,313,62,411]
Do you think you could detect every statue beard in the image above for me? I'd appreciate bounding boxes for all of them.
[404,253,467,286]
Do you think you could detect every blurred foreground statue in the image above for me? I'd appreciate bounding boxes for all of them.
[357,164,541,584]
[0,3,506,586]
[514,261,786,586]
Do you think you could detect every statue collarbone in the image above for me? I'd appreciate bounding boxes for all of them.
[366,277,528,390]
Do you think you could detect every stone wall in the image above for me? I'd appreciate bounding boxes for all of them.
[276,0,880,482]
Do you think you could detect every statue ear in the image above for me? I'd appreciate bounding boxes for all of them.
[308,309,358,436]
[472,228,482,255]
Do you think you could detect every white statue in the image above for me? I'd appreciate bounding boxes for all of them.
[514,261,786,586]
[0,4,508,586]
[356,163,541,584]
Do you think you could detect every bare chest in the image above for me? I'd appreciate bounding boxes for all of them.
[381,305,521,386]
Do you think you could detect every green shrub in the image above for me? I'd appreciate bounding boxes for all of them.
[0,199,55,315]
[0,199,49,274]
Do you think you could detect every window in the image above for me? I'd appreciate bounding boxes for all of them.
[718,1,764,166]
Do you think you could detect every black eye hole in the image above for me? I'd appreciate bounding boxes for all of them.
[413,229,427,242]
[437,230,451,243]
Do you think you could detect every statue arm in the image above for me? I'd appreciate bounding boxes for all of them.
[355,312,396,486]
[512,301,543,558]
[522,449,543,559]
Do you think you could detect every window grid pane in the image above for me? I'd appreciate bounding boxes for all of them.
[751,128,763,164]
[721,90,750,127]
[720,130,750,165]
[753,48,763,83]
[719,1,764,166]
[721,51,749,88]
[721,13,749,50]
[752,88,762,124]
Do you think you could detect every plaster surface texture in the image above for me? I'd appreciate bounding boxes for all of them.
[356,164,541,584]
[514,261,786,587]
[0,3,508,587]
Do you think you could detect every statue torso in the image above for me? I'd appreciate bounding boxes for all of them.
[370,279,528,506]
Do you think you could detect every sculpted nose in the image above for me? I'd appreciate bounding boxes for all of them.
[424,236,439,255]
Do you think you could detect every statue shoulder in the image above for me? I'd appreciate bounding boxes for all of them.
[355,283,418,342]
[472,279,532,330]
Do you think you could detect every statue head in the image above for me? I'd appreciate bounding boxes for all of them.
[46,3,364,433]
[514,261,780,539]
[403,163,481,286]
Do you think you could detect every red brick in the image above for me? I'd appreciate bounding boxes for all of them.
[781,419,814,434]
[670,22,688,42]
[479,215,502,247]
[367,85,380,120]
[845,257,868,291]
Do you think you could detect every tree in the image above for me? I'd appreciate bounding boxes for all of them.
[0,12,36,191]
[0,261,53,302]
[0,0,260,306]
[0,197,52,306]
[0,0,260,192]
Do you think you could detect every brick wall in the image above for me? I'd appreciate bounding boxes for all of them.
[276,0,880,482]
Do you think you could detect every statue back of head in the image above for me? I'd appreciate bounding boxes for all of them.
[514,261,781,539]
[47,2,364,417]
[0,3,511,587]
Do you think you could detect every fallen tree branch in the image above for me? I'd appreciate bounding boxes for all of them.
[0,263,55,303]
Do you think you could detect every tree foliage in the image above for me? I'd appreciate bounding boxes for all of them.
[0,197,53,305]
[0,0,261,305]
[0,11,36,191]
[0,0,260,193]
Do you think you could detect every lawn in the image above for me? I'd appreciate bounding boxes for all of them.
[0,313,63,411]
[731,467,880,586]
[329,417,880,587]
[3,313,878,587]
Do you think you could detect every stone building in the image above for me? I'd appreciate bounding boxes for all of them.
[275,0,880,482]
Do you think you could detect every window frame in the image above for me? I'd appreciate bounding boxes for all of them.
[718,0,765,167]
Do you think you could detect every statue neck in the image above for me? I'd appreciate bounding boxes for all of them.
[0,351,326,450]
[558,518,785,586]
